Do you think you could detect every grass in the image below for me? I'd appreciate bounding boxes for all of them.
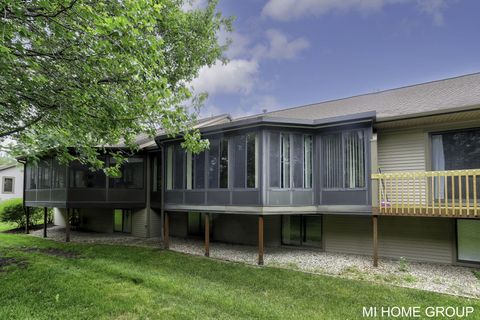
[0,221,16,232]
[0,234,478,320]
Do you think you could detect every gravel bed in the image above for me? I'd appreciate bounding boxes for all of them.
[30,227,480,298]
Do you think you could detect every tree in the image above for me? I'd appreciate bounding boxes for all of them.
[0,0,230,171]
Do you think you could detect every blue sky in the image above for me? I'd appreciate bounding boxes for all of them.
[189,0,480,118]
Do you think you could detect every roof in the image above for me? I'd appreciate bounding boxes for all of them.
[240,72,480,123]
[0,164,19,171]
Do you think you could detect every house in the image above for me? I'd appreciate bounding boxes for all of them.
[0,164,24,201]
[23,73,480,266]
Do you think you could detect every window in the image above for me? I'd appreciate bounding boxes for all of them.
[270,132,311,189]
[2,177,14,193]
[52,159,66,188]
[114,209,132,233]
[207,138,228,189]
[186,152,193,190]
[69,161,106,188]
[233,135,246,188]
[151,153,161,192]
[26,164,38,189]
[109,157,144,189]
[38,159,51,189]
[304,135,313,188]
[280,133,290,188]
[194,153,205,189]
[282,215,322,247]
[220,138,229,188]
[432,129,480,201]
[208,139,219,188]
[166,145,173,190]
[457,219,480,263]
[173,144,185,190]
[322,130,365,189]
[246,133,258,188]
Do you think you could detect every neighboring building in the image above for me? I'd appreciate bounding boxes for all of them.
[23,73,480,267]
[0,164,23,201]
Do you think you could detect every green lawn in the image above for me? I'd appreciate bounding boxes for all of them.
[0,221,16,232]
[0,233,478,320]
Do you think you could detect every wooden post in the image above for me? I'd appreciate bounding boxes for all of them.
[204,213,210,257]
[65,208,70,243]
[43,207,48,238]
[258,215,264,265]
[373,215,378,267]
[164,212,169,249]
[25,207,30,234]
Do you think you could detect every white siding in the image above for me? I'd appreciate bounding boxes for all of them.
[53,208,67,227]
[0,165,24,201]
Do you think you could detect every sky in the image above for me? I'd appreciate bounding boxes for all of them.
[188,0,480,119]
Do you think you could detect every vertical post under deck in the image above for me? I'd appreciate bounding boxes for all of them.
[65,208,70,243]
[204,213,210,257]
[43,207,48,238]
[164,212,169,249]
[373,215,378,267]
[258,215,264,265]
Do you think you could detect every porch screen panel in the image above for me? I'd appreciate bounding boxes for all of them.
[208,139,219,188]
[220,138,229,188]
[293,134,304,189]
[194,152,205,189]
[457,220,480,263]
[344,130,365,189]
[26,164,38,189]
[280,133,291,188]
[173,145,184,190]
[166,145,173,190]
[269,132,280,188]
[109,157,144,189]
[38,159,51,189]
[304,135,313,188]
[233,135,246,188]
[246,133,257,188]
[322,133,342,189]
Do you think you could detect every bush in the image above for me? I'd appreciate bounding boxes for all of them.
[0,198,43,228]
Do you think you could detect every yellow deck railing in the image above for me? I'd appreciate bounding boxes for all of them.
[371,169,480,218]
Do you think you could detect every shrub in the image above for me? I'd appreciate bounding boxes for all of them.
[0,198,42,228]
[398,257,409,272]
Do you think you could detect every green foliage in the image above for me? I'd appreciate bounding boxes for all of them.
[0,198,44,228]
[474,270,480,281]
[398,256,409,272]
[0,0,231,170]
[0,234,478,319]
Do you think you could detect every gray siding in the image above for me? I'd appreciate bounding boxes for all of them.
[212,214,281,246]
[149,208,163,237]
[324,215,454,264]
[132,208,148,237]
[169,212,188,237]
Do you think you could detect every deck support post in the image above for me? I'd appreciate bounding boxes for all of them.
[25,207,29,234]
[373,215,378,267]
[43,207,48,238]
[204,213,210,257]
[258,215,264,265]
[65,208,70,243]
[164,212,169,249]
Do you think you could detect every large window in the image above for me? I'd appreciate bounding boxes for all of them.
[322,130,365,189]
[69,161,106,188]
[38,159,51,189]
[457,219,480,263]
[432,129,480,201]
[232,133,258,189]
[207,138,228,189]
[2,177,14,193]
[282,215,322,247]
[109,157,144,189]
[270,132,312,189]
[52,159,66,188]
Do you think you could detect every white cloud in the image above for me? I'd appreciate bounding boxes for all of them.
[417,0,448,26]
[190,59,259,95]
[253,29,310,60]
[262,0,449,26]
[218,30,252,59]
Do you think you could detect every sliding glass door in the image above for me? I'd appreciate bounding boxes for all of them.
[457,219,480,263]
[114,209,132,233]
[282,215,322,247]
